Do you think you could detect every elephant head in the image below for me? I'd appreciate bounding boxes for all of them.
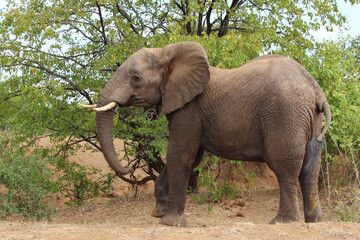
[82,42,210,175]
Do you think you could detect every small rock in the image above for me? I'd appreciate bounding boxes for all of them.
[236,212,245,217]
[233,201,246,207]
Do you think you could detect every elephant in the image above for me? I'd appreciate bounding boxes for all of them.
[81,42,331,227]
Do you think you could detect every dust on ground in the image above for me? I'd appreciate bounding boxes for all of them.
[0,138,359,240]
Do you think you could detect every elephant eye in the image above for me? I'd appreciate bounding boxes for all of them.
[132,75,141,84]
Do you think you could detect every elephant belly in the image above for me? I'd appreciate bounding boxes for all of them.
[200,134,264,162]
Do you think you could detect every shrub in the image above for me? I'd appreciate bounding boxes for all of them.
[0,131,117,219]
[0,134,58,220]
[55,157,114,206]
[192,155,242,204]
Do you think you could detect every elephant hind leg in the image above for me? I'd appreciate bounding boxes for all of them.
[270,172,301,224]
[299,137,323,222]
[264,139,304,223]
[299,176,323,223]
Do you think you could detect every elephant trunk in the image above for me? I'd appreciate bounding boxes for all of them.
[96,89,132,176]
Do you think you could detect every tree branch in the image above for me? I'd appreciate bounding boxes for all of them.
[1,90,22,103]
[124,0,145,33]
[218,0,240,37]
[117,173,156,186]
[248,0,273,12]
[20,59,93,104]
[96,2,108,45]
[69,23,103,43]
[114,0,140,35]
[54,114,101,151]
[205,0,215,35]
[197,0,205,36]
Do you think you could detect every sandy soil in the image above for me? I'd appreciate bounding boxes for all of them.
[1,191,359,240]
[0,138,359,240]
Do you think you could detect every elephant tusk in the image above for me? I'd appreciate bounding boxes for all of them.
[93,102,117,112]
[80,104,97,109]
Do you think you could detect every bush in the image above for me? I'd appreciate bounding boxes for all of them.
[55,157,114,206]
[192,155,242,204]
[0,133,58,220]
[305,38,360,221]
[323,187,360,223]
[0,131,118,220]
[306,39,360,187]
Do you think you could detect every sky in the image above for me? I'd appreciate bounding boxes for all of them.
[310,1,360,41]
[0,0,359,41]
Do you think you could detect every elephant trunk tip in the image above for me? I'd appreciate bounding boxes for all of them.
[117,165,133,175]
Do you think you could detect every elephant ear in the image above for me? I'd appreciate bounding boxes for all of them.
[160,42,210,115]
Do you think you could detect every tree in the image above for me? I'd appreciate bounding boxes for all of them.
[304,36,360,221]
[349,35,360,68]
[306,37,360,163]
[0,0,351,194]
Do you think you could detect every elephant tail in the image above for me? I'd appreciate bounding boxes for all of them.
[301,101,331,174]
[316,101,331,142]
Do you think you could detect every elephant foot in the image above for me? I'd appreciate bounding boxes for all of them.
[304,212,322,223]
[270,213,300,224]
[304,204,323,223]
[151,204,168,218]
[159,213,187,227]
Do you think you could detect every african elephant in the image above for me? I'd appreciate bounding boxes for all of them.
[81,42,331,227]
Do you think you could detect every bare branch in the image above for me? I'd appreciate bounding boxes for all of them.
[248,0,273,12]
[117,173,156,186]
[69,22,103,43]
[96,2,108,45]
[114,0,140,35]
[124,0,145,32]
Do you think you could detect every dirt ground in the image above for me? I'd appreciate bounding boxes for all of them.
[0,138,359,240]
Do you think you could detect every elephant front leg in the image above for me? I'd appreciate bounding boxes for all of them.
[158,160,191,227]
[158,145,197,227]
[152,166,169,218]
[153,148,204,219]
